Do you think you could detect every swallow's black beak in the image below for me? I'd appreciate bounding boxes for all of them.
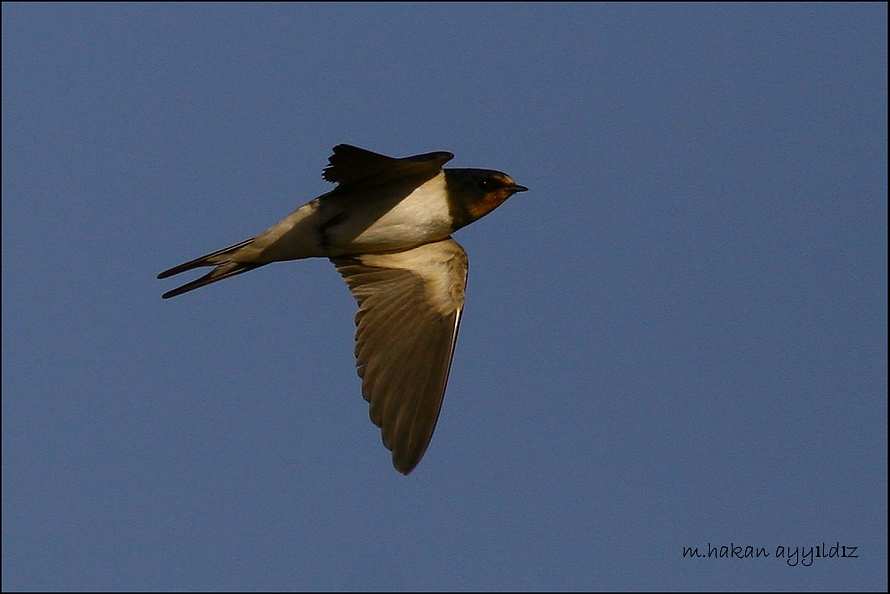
[510,184,529,193]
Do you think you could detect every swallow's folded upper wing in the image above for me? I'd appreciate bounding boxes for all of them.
[323,144,454,189]
[331,238,468,474]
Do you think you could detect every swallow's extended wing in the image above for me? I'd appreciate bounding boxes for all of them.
[331,238,468,474]
[323,144,454,190]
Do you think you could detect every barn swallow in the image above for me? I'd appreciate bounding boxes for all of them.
[158,144,526,474]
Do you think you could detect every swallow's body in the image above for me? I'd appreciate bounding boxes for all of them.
[255,168,454,260]
[159,145,526,473]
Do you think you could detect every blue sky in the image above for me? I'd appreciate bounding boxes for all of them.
[2,3,886,591]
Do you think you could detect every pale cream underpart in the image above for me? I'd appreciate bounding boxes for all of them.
[232,172,453,264]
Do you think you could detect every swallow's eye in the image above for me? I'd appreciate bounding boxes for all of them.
[478,179,497,191]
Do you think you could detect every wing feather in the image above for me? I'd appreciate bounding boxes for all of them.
[323,144,454,190]
[331,238,468,474]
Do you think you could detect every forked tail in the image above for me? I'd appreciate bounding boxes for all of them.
[158,238,265,299]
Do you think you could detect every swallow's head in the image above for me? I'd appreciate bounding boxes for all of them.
[445,168,528,230]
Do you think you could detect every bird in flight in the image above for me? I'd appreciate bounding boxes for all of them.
[159,144,527,474]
